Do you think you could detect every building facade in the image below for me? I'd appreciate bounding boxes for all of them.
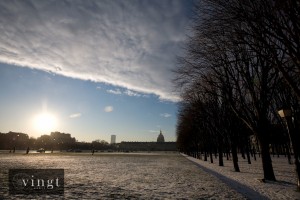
[119,131,176,151]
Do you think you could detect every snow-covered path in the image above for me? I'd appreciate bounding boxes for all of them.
[183,153,300,199]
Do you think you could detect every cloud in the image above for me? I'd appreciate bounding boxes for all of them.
[148,130,159,133]
[107,89,122,95]
[124,90,141,97]
[104,106,114,112]
[69,113,82,118]
[96,86,101,90]
[0,0,191,102]
[160,113,172,118]
[106,88,145,98]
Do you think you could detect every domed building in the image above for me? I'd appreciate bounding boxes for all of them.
[157,130,165,143]
[119,129,176,151]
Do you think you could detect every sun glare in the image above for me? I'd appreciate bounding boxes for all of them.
[34,113,57,133]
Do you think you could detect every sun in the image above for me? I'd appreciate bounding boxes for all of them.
[34,113,57,133]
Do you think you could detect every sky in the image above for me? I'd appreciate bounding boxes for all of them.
[0,0,194,142]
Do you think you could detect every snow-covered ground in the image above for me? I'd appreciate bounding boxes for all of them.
[0,152,245,199]
[183,153,300,199]
[0,152,298,199]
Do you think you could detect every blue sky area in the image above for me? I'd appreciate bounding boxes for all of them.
[0,0,195,142]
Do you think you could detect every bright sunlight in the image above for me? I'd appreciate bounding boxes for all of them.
[34,113,57,133]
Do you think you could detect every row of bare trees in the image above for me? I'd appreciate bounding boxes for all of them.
[174,0,300,184]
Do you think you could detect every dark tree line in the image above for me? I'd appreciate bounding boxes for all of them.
[0,132,110,151]
[174,0,300,187]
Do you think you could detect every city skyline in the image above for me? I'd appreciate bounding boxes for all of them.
[0,0,195,142]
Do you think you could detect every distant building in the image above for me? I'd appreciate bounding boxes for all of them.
[119,141,176,151]
[157,130,165,143]
[111,135,116,144]
[50,132,76,144]
[119,130,176,151]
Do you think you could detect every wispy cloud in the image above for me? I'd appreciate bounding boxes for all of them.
[107,89,122,95]
[69,113,82,118]
[124,90,141,97]
[104,106,114,113]
[148,130,159,133]
[106,88,145,98]
[96,86,101,90]
[0,0,190,102]
[160,113,172,118]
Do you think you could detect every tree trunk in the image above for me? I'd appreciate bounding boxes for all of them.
[204,151,207,161]
[285,144,292,164]
[253,148,257,161]
[246,139,251,164]
[241,147,245,159]
[210,151,213,163]
[272,144,275,157]
[231,145,240,172]
[218,147,224,166]
[246,149,251,164]
[257,133,276,181]
[275,145,280,158]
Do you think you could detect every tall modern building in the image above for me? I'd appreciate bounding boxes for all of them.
[111,135,116,144]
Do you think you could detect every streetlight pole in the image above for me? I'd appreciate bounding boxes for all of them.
[278,109,300,191]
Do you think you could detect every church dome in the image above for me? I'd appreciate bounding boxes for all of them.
[157,130,165,142]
